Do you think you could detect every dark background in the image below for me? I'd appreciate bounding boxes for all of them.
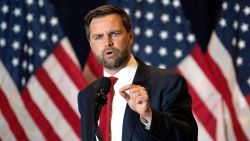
[51,0,223,68]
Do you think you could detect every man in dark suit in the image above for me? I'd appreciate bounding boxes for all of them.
[78,5,198,141]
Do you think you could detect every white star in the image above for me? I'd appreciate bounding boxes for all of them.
[12,41,20,50]
[240,23,249,32]
[247,77,250,87]
[12,57,19,67]
[50,17,58,26]
[27,30,33,39]
[144,28,153,38]
[40,15,46,24]
[133,43,139,53]
[1,4,9,14]
[13,24,21,33]
[134,26,141,36]
[175,32,183,42]
[236,57,243,66]
[222,2,228,10]
[159,30,168,40]
[21,77,26,86]
[28,63,34,72]
[244,6,250,16]
[161,13,169,23]
[145,61,152,66]
[51,34,58,43]
[28,47,33,55]
[175,16,182,24]
[39,32,47,41]
[124,8,130,15]
[39,49,47,58]
[173,0,181,8]
[26,13,34,22]
[161,0,170,6]
[238,40,245,49]
[232,37,237,46]
[234,3,240,13]
[0,21,7,31]
[144,45,153,55]
[145,12,154,21]
[158,64,166,69]
[158,47,167,57]
[13,8,21,17]
[187,34,195,43]
[134,10,141,19]
[23,44,28,52]
[219,18,227,28]
[26,0,34,5]
[38,0,44,7]
[174,49,183,58]
[0,38,6,47]
[147,0,155,4]
[22,60,28,69]
[233,21,238,29]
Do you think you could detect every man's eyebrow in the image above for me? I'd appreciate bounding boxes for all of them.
[91,33,104,37]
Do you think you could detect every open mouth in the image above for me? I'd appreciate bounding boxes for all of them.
[104,49,115,58]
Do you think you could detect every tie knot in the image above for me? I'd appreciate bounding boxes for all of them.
[109,76,118,86]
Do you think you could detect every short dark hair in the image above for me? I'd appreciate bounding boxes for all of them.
[84,5,132,40]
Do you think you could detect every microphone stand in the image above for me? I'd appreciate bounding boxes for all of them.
[94,88,107,141]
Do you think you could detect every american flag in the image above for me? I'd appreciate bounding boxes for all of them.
[83,0,250,140]
[0,0,87,140]
[206,0,250,140]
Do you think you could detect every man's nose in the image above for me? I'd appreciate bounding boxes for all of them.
[105,36,114,47]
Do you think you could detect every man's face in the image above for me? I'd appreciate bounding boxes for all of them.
[89,14,133,70]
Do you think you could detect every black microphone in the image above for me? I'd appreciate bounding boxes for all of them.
[94,77,111,141]
[95,77,111,107]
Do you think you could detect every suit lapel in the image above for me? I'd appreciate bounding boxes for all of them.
[122,59,151,141]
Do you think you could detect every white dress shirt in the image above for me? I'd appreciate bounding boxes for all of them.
[104,55,138,141]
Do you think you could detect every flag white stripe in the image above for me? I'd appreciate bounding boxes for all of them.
[179,56,223,118]
[0,111,17,141]
[42,54,80,116]
[61,38,81,68]
[0,61,45,141]
[194,114,213,141]
[27,76,80,141]
[223,102,237,141]
[208,32,250,139]
[178,55,232,141]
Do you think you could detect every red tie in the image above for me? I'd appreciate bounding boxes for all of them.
[99,77,118,141]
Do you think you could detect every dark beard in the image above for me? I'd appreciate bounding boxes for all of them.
[93,47,130,70]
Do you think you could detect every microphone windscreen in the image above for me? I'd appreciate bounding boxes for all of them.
[98,77,111,93]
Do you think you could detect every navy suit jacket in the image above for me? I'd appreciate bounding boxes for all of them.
[78,59,198,141]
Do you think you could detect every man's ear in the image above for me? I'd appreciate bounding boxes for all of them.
[128,31,134,46]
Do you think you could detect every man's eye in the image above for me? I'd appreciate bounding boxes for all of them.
[95,36,103,40]
[111,32,119,37]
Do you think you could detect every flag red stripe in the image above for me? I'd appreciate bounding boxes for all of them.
[54,44,87,90]
[86,51,103,77]
[246,93,250,107]
[176,69,216,140]
[35,67,81,138]
[188,84,216,140]
[190,46,220,87]
[21,89,61,141]
[0,88,28,140]
[202,53,248,141]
